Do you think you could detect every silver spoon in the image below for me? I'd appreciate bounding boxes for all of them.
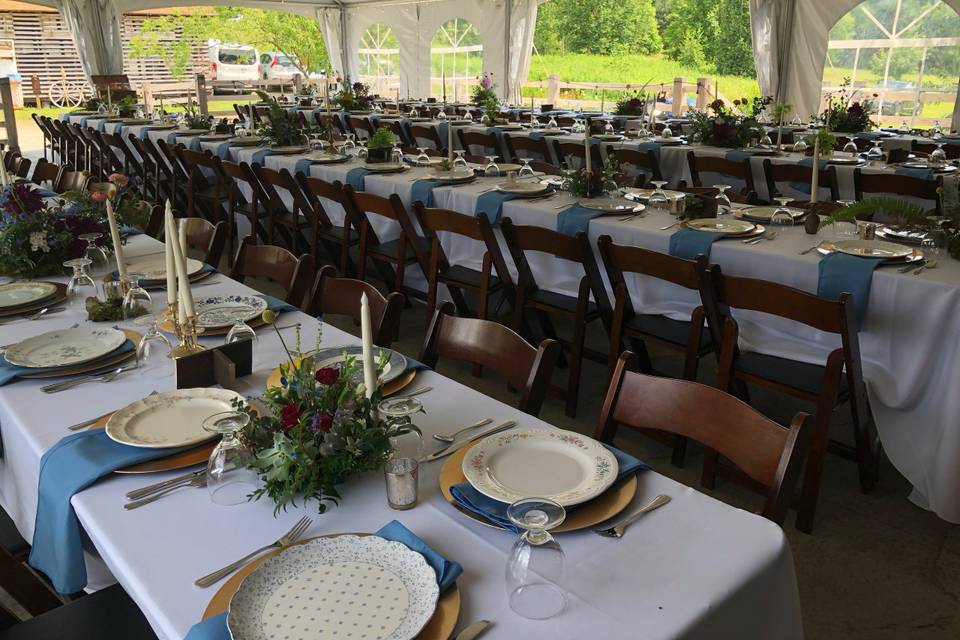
[432,417,494,443]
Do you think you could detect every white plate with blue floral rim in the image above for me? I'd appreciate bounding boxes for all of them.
[462,429,619,507]
[105,388,245,448]
[4,327,126,369]
[309,345,408,386]
[0,281,58,310]
[227,535,439,640]
[194,295,268,329]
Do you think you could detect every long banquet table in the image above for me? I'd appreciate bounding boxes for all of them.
[0,234,803,639]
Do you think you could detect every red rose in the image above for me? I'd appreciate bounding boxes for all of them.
[318,414,334,433]
[280,402,300,430]
[314,367,340,385]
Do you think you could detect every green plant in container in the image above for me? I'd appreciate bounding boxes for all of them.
[366,127,395,163]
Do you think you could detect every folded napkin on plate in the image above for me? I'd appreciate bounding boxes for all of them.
[475,190,523,223]
[184,520,462,640]
[817,252,884,326]
[255,293,298,314]
[556,204,605,236]
[0,339,136,387]
[29,430,190,593]
[668,228,724,260]
[895,166,935,180]
[450,445,649,533]
[411,178,442,207]
[345,167,370,191]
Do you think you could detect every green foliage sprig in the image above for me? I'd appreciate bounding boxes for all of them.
[472,73,498,107]
[688,99,763,148]
[367,126,395,150]
[254,90,312,147]
[817,197,933,231]
[803,129,838,155]
[177,100,211,130]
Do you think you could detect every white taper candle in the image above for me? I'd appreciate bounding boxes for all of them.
[360,292,376,399]
[810,138,820,204]
[163,201,176,305]
[105,199,127,281]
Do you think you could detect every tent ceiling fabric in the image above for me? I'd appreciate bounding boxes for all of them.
[753,0,960,125]
[56,0,125,77]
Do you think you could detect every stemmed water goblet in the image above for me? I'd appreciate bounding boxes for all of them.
[603,121,615,136]
[453,149,468,171]
[648,180,670,212]
[791,114,803,127]
[547,116,558,129]
[415,147,431,166]
[79,232,110,280]
[483,156,501,177]
[64,258,97,311]
[518,157,535,179]
[792,138,808,154]
[343,133,357,151]
[866,141,884,166]
[900,119,910,133]
[661,124,673,139]
[391,141,404,165]
[759,134,773,148]
[770,197,795,226]
[202,411,260,506]
[713,185,732,215]
[931,120,942,140]
[225,306,259,363]
[929,142,947,168]
[842,139,859,156]
[409,107,419,119]
[505,498,568,620]
[123,274,172,378]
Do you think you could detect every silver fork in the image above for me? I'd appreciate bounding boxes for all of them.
[799,243,821,255]
[592,494,671,538]
[743,231,778,245]
[659,222,679,230]
[195,516,312,587]
[913,259,937,275]
[433,418,494,443]
[41,364,136,394]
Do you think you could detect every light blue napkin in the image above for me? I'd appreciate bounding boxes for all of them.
[188,137,202,151]
[634,141,662,161]
[183,520,462,640]
[255,293,298,314]
[895,166,934,180]
[817,252,884,325]
[528,130,546,141]
[450,445,649,533]
[557,204,603,236]
[251,149,274,165]
[294,158,313,175]
[28,430,190,593]
[345,167,370,191]
[436,121,449,149]
[411,179,441,207]
[165,131,179,144]
[725,149,754,161]
[96,120,108,133]
[668,228,724,260]
[0,340,136,387]
[214,141,232,159]
[475,190,522,223]
[789,157,829,195]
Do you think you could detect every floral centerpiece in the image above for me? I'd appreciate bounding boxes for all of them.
[0,184,106,277]
[63,173,150,231]
[333,78,375,112]
[563,154,621,198]
[254,90,318,147]
[822,79,876,134]
[614,92,649,116]
[471,73,497,107]
[688,98,765,148]
[177,99,211,130]
[237,314,400,514]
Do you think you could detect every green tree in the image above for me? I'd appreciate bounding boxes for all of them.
[662,0,755,77]
[536,0,662,56]
[129,7,328,79]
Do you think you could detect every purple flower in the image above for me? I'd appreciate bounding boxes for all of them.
[1,183,45,217]
[480,75,493,89]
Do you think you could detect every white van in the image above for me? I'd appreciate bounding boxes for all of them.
[208,42,259,90]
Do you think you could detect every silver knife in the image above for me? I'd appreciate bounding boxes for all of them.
[455,620,492,640]
[125,469,204,500]
[419,421,516,463]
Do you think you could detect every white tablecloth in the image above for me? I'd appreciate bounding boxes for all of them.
[0,235,802,639]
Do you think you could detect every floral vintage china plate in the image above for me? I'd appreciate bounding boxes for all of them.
[105,388,244,448]
[124,255,204,281]
[685,218,756,234]
[423,169,476,183]
[0,281,58,310]
[576,198,644,214]
[227,535,439,640]
[4,327,126,369]
[194,295,268,329]
[831,239,913,259]
[462,429,619,507]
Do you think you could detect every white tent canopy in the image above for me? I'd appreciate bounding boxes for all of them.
[37,0,538,103]
[751,0,960,130]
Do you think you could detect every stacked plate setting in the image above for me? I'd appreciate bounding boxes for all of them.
[105,388,244,448]
[193,295,268,331]
[2,327,136,378]
[684,218,765,238]
[817,238,922,264]
[0,281,63,317]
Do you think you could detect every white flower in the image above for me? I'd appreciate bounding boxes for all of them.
[29,231,49,253]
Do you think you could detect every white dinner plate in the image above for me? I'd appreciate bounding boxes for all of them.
[227,535,439,640]
[270,145,308,155]
[685,218,756,234]
[423,169,476,183]
[362,162,407,173]
[832,239,913,259]
[194,295,268,329]
[463,428,619,507]
[124,255,204,281]
[5,327,126,369]
[105,388,244,448]
[736,206,806,222]
[310,153,351,164]
[591,134,624,142]
[625,188,686,202]
[825,156,863,165]
[576,198,644,214]
[0,281,58,309]
[310,345,408,386]
[496,181,549,195]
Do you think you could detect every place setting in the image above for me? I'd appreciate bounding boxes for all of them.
[0,280,68,321]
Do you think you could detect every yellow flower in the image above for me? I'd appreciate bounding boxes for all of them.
[261,310,278,324]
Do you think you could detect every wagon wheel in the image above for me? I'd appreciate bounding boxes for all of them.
[48,80,86,109]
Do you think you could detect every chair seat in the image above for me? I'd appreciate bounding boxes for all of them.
[0,509,28,559]
[442,264,501,289]
[736,351,846,397]
[528,288,598,315]
[625,313,712,352]
[0,585,156,640]
[318,223,359,242]
[368,237,428,262]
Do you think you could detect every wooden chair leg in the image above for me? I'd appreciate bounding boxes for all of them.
[795,410,834,534]
[0,547,62,617]
[565,312,587,418]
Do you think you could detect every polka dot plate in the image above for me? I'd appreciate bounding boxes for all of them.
[227,535,439,640]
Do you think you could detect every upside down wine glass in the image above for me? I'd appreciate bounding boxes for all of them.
[123,273,172,378]
[64,258,97,311]
[202,411,259,506]
[648,180,670,212]
[484,156,501,177]
[713,185,732,216]
[518,157,535,179]
[453,150,468,171]
[506,498,568,620]
[771,197,795,226]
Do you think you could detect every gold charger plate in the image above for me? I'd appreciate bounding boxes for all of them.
[439,441,637,533]
[17,328,142,379]
[201,533,460,640]
[0,283,67,318]
[266,355,417,396]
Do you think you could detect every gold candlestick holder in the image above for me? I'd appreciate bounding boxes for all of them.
[167,303,206,358]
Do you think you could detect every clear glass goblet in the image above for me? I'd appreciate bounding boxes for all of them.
[931,120,942,140]
[484,156,501,177]
[759,134,773,147]
[435,109,447,121]
[79,232,110,279]
[415,147,431,165]
[661,125,673,138]
[929,143,947,168]
[343,133,356,150]
[771,197,795,225]
[453,150,468,171]
[843,140,859,156]
[791,114,803,127]
[505,498,567,620]
[202,411,259,506]
[713,185,732,216]
[648,180,670,212]
[547,116,558,129]
[604,122,615,136]
[64,258,97,310]
[867,141,884,166]
[900,119,910,133]
[518,157,535,179]
[391,142,404,165]
[121,273,151,321]
[225,306,259,362]
[792,139,808,154]
[409,107,419,119]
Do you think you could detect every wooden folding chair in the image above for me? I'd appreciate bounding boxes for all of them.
[304,265,404,348]
[229,236,315,307]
